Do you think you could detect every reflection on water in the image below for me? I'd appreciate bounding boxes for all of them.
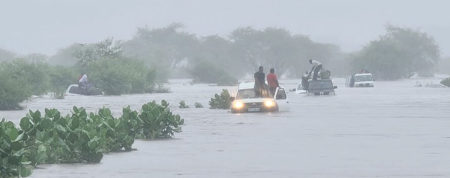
[2,78,450,178]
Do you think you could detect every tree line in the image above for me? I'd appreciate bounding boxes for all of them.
[0,24,445,109]
[1,24,443,82]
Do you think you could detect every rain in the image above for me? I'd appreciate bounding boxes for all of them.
[1,0,450,177]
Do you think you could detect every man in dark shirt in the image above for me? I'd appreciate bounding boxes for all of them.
[254,66,265,97]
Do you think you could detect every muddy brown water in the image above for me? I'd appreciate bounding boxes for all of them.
[2,78,450,178]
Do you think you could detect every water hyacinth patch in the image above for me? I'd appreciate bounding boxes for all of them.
[0,101,183,177]
[138,100,184,139]
[0,119,32,177]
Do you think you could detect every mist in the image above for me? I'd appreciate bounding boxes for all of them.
[1,1,450,178]
[1,0,450,56]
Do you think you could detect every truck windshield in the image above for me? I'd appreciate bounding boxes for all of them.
[236,89,271,99]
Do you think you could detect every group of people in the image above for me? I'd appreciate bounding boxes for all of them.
[255,59,324,94]
[254,66,280,97]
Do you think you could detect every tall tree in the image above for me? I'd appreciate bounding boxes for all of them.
[0,48,16,62]
[352,26,440,80]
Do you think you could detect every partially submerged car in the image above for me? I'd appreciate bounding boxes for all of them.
[65,84,103,96]
[231,82,288,113]
[306,79,336,95]
[298,70,337,95]
[348,73,374,87]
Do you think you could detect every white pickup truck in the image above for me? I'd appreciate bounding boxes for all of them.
[231,82,289,113]
[348,73,374,87]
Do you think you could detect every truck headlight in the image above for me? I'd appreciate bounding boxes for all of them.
[264,99,275,108]
[232,101,244,109]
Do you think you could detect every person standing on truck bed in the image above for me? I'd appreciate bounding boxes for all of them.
[308,59,322,81]
[267,68,279,96]
[254,66,265,97]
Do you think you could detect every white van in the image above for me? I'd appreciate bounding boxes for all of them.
[231,82,289,113]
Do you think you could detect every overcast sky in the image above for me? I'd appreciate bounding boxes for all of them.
[1,0,449,56]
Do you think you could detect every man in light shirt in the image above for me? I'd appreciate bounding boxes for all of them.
[308,59,322,80]
[78,74,88,90]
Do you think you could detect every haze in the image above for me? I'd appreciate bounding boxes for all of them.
[1,0,449,56]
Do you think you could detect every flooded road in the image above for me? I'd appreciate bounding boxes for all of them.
[2,78,450,178]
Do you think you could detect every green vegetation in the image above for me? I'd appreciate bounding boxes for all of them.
[179,101,189,109]
[48,66,78,99]
[209,89,232,109]
[194,102,203,108]
[0,101,183,177]
[0,25,446,110]
[138,101,184,139]
[351,26,440,80]
[120,25,443,80]
[0,119,32,177]
[119,24,342,80]
[441,78,450,87]
[189,60,237,86]
[87,58,156,95]
[0,60,78,109]
[1,60,50,96]
[0,69,30,110]
[0,39,167,109]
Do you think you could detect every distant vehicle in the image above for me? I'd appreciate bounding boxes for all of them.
[231,82,289,113]
[306,79,337,95]
[297,69,337,95]
[65,84,103,96]
[348,73,374,87]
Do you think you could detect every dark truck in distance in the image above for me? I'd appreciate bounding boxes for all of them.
[298,70,337,95]
[306,79,337,95]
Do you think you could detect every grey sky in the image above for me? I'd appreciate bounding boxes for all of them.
[0,0,449,56]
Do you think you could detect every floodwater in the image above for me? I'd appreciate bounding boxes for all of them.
[2,78,450,178]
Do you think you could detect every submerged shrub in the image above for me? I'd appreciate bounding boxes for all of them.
[19,108,103,164]
[179,101,189,109]
[0,71,30,110]
[194,102,203,108]
[48,66,77,99]
[0,119,32,177]
[138,100,184,139]
[0,60,51,110]
[0,101,184,177]
[441,78,450,87]
[209,89,232,109]
[1,60,50,96]
[0,60,77,109]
